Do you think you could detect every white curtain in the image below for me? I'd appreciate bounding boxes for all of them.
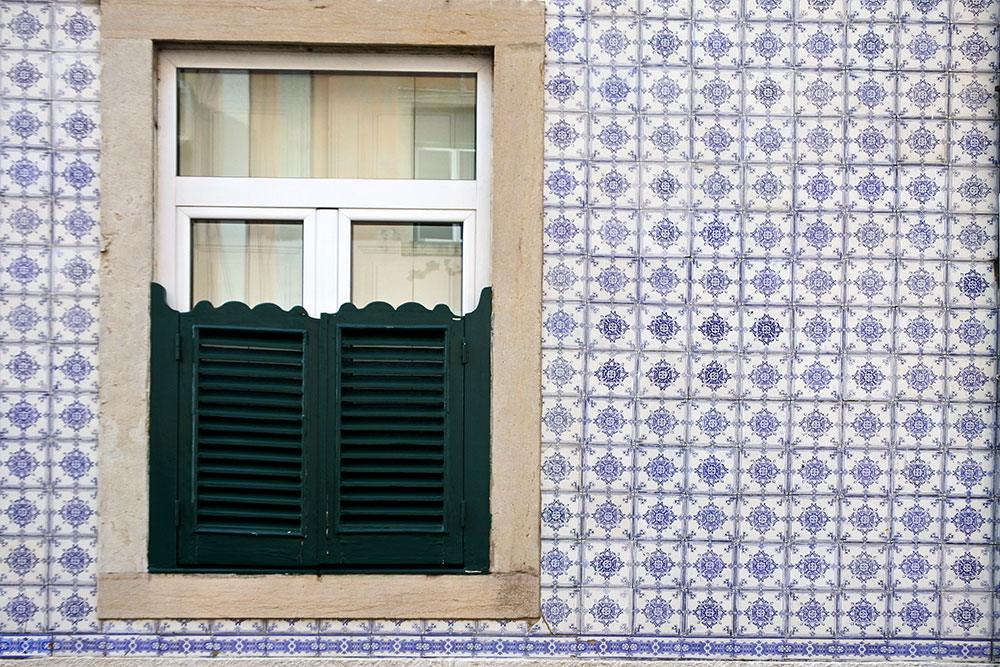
[192,221,302,309]
[179,70,475,179]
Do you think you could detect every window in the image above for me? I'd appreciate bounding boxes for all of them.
[157,51,492,315]
[149,51,493,573]
[97,0,542,620]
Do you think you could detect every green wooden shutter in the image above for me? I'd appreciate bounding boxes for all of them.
[149,284,490,572]
[175,301,320,570]
[326,303,465,568]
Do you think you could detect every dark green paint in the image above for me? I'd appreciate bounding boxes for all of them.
[148,284,492,573]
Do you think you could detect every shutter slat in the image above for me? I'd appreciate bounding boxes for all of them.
[193,326,307,536]
[341,434,444,446]
[194,521,299,533]
[341,490,443,501]
[198,333,304,349]
[342,362,444,376]
[341,332,444,347]
[198,347,303,363]
[198,421,303,436]
[197,507,302,520]
[344,347,446,361]
[198,377,303,393]
[341,393,443,405]
[198,435,301,449]
[340,421,443,432]
[339,520,443,530]
[197,391,303,407]
[341,506,442,515]
[341,450,444,461]
[198,406,302,421]
[341,406,444,418]
[198,362,303,380]
[198,450,303,464]
[340,376,445,390]
[198,463,302,477]
[200,477,302,491]
[198,491,302,506]
[339,478,442,488]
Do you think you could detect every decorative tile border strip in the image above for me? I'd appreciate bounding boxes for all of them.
[1,634,994,660]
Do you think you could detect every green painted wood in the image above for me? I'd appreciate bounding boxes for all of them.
[174,301,321,569]
[327,301,464,568]
[148,284,491,573]
[148,283,181,571]
[462,287,492,571]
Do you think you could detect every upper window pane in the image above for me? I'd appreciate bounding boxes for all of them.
[178,69,476,179]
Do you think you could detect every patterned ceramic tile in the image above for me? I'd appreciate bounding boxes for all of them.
[0,0,998,660]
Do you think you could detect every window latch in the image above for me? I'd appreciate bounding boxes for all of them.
[461,337,468,364]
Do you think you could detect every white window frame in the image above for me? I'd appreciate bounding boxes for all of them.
[155,50,493,315]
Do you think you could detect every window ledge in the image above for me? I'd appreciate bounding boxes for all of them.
[98,572,539,619]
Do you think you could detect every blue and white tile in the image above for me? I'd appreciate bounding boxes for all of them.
[0,536,47,584]
[796,70,847,116]
[0,197,50,246]
[0,585,48,632]
[0,100,51,149]
[786,591,837,637]
[639,19,692,67]
[545,15,588,64]
[49,440,96,488]
[949,24,998,73]
[639,66,693,114]
[940,592,991,638]
[735,589,784,636]
[683,589,734,636]
[51,52,98,101]
[544,65,588,112]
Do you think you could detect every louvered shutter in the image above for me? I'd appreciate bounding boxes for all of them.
[149,284,491,572]
[173,301,320,569]
[326,304,465,568]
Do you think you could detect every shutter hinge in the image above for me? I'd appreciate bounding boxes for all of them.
[461,500,466,527]
[175,333,182,361]
[174,500,181,526]
[461,337,468,364]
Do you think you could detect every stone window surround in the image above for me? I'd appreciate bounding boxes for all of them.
[97,0,544,620]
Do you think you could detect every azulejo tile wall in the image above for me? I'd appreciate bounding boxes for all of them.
[1,0,102,652]
[0,0,998,660]
[538,0,999,657]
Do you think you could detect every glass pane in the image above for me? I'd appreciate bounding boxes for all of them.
[178,70,250,177]
[178,69,476,179]
[191,220,303,309]
[352,222,462,311]
[413,76,476,180]
[249,72,313,178]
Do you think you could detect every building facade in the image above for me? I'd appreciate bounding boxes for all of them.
[0,0,999,660]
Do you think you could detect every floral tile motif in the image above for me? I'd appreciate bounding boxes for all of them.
[536,0,999,657]
[0,0,999,661]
